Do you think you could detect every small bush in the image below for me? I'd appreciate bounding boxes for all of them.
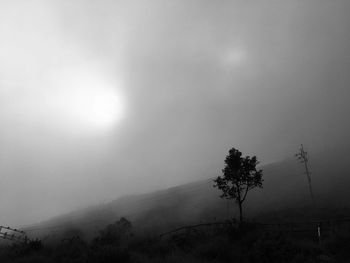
[93,217,132,246]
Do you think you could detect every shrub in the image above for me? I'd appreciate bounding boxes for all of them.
[93,217,132,246]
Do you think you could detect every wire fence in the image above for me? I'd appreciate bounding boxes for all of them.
[2,215,350,244]
[0,226,28,243]
[159,217,350,242]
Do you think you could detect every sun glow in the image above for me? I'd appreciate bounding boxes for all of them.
[225,47,247,65]
[50,65,126,132]
[71,89,124,128]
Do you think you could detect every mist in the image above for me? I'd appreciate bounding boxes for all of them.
[1,0,350,227]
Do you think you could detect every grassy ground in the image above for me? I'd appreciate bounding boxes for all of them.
[0,218,349,263]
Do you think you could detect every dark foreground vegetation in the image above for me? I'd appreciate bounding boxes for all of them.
[1,217,350,263]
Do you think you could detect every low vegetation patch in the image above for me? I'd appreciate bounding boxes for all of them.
[0,218,348,262]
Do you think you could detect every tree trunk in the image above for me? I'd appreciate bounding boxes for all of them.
[238,201,243,223]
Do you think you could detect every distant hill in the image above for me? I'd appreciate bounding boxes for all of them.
[23,147,350,241]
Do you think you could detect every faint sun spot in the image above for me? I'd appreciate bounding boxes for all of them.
[228,48,247,63]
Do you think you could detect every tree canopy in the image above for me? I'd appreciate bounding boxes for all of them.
[214,147,263,223]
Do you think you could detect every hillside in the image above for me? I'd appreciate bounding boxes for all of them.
[23,147,350,241]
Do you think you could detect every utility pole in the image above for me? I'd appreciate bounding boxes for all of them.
[295,144,315,205]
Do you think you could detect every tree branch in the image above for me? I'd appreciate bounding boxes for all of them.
[241,185,249,203]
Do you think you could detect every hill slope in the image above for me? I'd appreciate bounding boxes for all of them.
[23,147,350,240]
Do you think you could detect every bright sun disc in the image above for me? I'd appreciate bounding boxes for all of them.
[73,89,124,128]
[52,66,126,132]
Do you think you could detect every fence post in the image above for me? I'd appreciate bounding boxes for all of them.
[317,222,321,245]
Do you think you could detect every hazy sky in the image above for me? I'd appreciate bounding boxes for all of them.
[1,0,350,226]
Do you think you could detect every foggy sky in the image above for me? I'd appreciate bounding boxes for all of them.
[1,0,350,226]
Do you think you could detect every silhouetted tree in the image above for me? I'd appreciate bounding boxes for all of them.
[214,147,263,223]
